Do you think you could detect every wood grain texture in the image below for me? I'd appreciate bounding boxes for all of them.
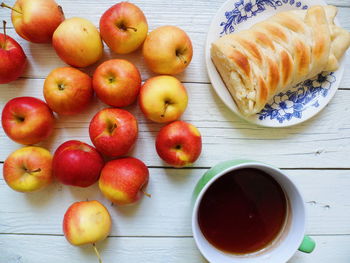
[1,80,350,168]
[1,234,350,263]
[1,167,350,236]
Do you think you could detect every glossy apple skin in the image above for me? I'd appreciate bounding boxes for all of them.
[92,59,141,107]
[100,2,148,54]
[11,0,64,43]
[53,17,103,68]
[44,67,93,115]
[89,108,138,157]
[0,33,27,84]
[3,146,53,192]
[156,121,202,168]
[143,25,193,75]
[63,200,111,246]
[139,75,188,123]
[99,157,149,205]
[53,140,104,187]
[1,97,55,145]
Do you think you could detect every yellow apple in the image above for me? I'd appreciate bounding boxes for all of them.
[139,75,188,123]
[3,146,53,192]
[53,17,103,68]
[142,25,193,75]
[63,200,111,262]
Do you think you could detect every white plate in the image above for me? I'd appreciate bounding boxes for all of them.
[206,0,345,127]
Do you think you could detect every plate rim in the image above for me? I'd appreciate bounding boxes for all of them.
[205,0,345,128]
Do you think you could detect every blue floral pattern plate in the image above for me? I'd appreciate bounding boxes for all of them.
[206,0,345,127]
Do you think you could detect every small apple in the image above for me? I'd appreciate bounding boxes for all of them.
[0,20,26,84]
[3,146,53,192]
[139,75,188,123]
[92,59,141,107]
[156,121,202,168]
[99,157,150,205]
[1,0,64,43]
[43,67,93,115]
[89,108,138,158]
[1,97,55,145]
[53,140,104,187]
[63,200,111,262]
[142,25,193,75]
[53,17,103,68]
[100,2,148,54]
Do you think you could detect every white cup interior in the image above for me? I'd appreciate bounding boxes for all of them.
[192,163,306,263]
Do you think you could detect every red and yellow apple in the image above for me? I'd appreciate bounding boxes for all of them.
[1,0,64,43]
[53,140,104,187]
[99,157,150,205]
[0,21,26,84]
[143,25,193,75]
[63,200,111,262]
[139,75,188,123]
[100,2,148,54]
[89,108,138,157]
[92,59,141,107]
[1,97,55,145]
[43,67,93,115]
[53,17,103,68]
[3,146,53,192]
[156,121,202,168]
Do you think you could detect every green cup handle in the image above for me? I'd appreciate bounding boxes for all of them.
[298,236,316,253]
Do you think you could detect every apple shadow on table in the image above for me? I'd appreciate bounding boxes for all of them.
[23,180,58,207]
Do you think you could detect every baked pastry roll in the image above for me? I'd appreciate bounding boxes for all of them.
[211,5,350,116]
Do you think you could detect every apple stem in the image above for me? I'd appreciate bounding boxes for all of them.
[0,2,22,14]
[127,26,137,32]
[142,189,151,198]
[24,167,42,174]
[2,20,6,43]
[161,101,170,118]
[92,243,103,263]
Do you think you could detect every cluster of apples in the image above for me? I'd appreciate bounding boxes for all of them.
[0,0,202,260]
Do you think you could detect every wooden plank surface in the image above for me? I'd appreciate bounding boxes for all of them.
[1,235,350,263]
[1,81,350,168]
[1,168,350,236]
[1,0,350,262]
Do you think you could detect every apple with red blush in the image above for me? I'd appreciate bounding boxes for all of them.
[0,20,26,84]
[99,157,150,205]
[89,108,138,158]
[156,121,202,168]
[1,97,55,145]
[92,59,141,107]
[53,140,104,187]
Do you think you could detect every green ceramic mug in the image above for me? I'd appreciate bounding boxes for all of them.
[192,160,316,263]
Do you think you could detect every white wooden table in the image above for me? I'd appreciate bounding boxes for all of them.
[1,0,350,262]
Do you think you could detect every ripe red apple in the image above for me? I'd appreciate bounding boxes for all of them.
[143,25,193,75]
[89,108,138,157]
[3,146,53,192]
[0,21,26,84]
[1,97,55,145]
[63,200,111,262]
[43,67,93,115]
[139,75,188,123]
[1,0,64,43]
[156,121,202,168]
[100,2,148,54]
[53,140,104,187]
[53,17,103,68]
[99,157,150,205]
[92,59,141,107]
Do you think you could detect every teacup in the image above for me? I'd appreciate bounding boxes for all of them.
[192,160,315,263]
